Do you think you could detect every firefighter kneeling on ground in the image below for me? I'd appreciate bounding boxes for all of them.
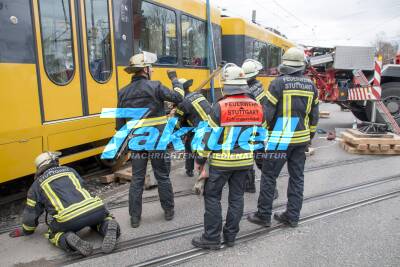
[247,47,319,228]
[192,64,266,249]
[9,152,120,256]
[242,59,278,199]
[117,52,183,228]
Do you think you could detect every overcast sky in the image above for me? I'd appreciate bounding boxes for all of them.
[216,0,400,48]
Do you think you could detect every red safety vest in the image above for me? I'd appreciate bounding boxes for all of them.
[219,95,263,126]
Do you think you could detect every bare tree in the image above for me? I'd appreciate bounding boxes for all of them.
[373,32,399,64]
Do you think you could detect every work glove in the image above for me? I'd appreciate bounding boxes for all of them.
[9,227,25,238]
[182,79,194,91]
[167,70,177,81]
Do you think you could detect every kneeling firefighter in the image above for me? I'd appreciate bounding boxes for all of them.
[9,152,120,256]
[192,64,266,249]
[242,59,279,199]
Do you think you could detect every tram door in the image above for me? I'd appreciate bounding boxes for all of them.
[32,0,117,122]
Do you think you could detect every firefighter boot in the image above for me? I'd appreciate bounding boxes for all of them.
[274,211,298,227]
[130,216,141,228]
[165,209,175,221]
[247,212,271,227]
[101,219,119,254]
[186,169,194,177]
[66,232,93,256]
[192,236,221,250]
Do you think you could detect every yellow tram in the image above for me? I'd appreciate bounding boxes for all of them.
[0,1,296,184]
[0,0,221,183]
[221,17,295,90]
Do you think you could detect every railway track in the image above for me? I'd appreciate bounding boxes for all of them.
[0,156,390,235]
[107,156,385,210]
[50,173,400,266]
[132,190,400,267]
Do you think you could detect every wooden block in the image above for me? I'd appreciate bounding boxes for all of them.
[369,144,379,151]
[100,174,115,184]
[346,129,393,139]
[114,167,132,181]
[340,139,400,155]
[342,130,400,146]
[356,144,368,151]
[394,145,400,151]
[380,144,390,151]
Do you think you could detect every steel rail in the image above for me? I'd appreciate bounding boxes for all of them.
[132,190,400,267]
[54,173,400,265]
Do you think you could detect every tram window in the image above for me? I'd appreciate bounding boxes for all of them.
[252,41,268,75]
[85,0,112,82]
[266,45,282,75]
[181,15,207,67]
[134,2,177,65]
[39,0,74,85]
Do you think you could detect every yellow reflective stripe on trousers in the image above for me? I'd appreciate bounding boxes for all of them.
[211,152,254,160]
[210,158,254,167]
[49,232,64,247]
[22,223,36,231]
[265,90,278,105]
[67,173,91,200]
[26,198,36,207]
[55,197,104,223]
[176,108,184,116]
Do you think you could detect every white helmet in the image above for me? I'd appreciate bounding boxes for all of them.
[282,47,305,67]
[222,63,248,85]
[124,51,158,74]
[242,59,263,78]
[35,151,61,169]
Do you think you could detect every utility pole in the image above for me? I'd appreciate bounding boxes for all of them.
[252,10,256,23]
[206,0,215,103]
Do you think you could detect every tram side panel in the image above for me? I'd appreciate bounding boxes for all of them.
[0,0,43,182]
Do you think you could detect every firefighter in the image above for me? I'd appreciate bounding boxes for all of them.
[8,152,120,256]
[191,64,265,249]
[242,59,279,199]
[118,52,183,228]
[247,47,319,228]
[170,75,213,178]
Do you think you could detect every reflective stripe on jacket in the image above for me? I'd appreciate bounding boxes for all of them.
[264,74,319,145]
[22,166,104,234]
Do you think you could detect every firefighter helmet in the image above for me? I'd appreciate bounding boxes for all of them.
[124,51,158,74]
[35,152,61,169]
[222,63,248,85]
[242,59,263,78]
[282,47,305,67]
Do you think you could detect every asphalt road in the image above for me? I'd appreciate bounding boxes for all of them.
[1,103,399,267]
